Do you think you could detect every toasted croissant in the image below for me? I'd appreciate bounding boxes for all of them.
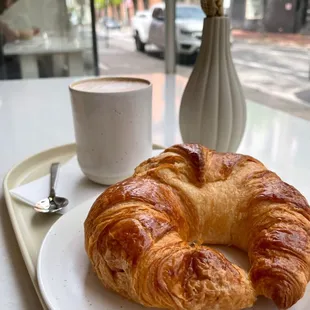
[84,144,310,310]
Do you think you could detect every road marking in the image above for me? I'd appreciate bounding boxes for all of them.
[233,42,309,53]
[99,63,110,70]
[268,50,309,60]
[233,45,309,60]
[122,37,135,43]
[233,59,308,79]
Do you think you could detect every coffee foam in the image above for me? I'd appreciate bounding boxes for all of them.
[72,78,149,93]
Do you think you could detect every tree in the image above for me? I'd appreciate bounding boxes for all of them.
[95,0,109,18]
[133,0,138,13]
[111,0,122,20]
[94,0,108,10]
[131,0,149,13]
[143,0,149,9]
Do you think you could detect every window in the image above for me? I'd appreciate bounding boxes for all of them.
[0,0,97,80]
[176,6,205,20]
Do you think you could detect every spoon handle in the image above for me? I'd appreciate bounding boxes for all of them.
[50,163,60,198]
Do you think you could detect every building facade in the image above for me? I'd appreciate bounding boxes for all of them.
[231,0,309,33]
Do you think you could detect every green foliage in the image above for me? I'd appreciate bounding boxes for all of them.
[95,0,107,9]
[111,0,122,5]
[95,0,122,8]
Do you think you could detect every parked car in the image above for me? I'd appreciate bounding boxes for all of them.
[132,3,233,64]
[132,3,205,63]
[99,17,122,30]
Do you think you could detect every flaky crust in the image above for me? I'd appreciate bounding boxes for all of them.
[84,144,310,309]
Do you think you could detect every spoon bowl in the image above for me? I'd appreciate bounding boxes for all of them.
[53,196,69,208]
[34,163,69,214]
[35,196,69,213]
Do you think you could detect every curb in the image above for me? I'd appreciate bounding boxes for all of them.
[243,83,310,107]
[242,85,310,121]
[294,87,310,105]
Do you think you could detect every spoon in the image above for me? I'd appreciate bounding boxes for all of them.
[35,163,69,213]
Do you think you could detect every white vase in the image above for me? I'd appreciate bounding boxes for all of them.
[179,17,246,153]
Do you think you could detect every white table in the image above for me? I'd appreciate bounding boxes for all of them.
[1,74,310,309]
[3,37,90,79]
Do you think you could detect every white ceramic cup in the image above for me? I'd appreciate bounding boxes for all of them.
[69,77,152,185]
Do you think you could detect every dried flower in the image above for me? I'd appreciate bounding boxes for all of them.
[200,0,223,17]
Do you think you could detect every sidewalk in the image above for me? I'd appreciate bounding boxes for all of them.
[232,29,310,48]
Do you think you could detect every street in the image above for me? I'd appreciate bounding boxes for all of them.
[96,27,310,119]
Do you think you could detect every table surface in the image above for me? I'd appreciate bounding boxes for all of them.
[3,36,91,56]
[1,73,310,309]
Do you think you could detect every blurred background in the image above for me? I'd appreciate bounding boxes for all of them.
[1,0,310,109]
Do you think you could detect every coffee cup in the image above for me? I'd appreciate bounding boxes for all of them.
[69,77,152,185]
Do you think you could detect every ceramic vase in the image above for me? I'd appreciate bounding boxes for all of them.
[179,17,246,152]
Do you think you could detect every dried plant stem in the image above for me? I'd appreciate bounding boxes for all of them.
[200,0,223,17]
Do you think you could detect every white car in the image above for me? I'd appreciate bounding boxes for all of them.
[132,3,205,63]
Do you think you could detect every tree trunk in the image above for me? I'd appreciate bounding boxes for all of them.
[143,0,149,9]
[127,7,131,25]
[133,0,138,13]
[79,4,85,25]
[116,4,121,20]
[111,4,116,19]
[104,5,108,17]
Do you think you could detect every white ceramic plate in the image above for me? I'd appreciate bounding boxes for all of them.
[4,143,164,310]
[37,199,310,310]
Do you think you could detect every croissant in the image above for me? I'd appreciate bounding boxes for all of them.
[84,144,310,310]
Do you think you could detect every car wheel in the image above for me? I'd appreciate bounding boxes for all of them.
[179,53,197,65]
[135,32,145,52]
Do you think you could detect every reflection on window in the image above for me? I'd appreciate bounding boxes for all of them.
[0,0,95,80]
[176,6,205,20]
